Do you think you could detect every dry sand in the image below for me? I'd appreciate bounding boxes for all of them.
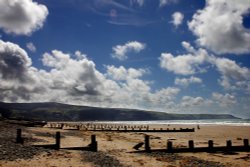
[1,121,250,167]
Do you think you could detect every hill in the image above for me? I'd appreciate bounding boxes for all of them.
[0,102,239,121]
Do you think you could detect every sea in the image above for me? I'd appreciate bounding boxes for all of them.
[74,119,250,126]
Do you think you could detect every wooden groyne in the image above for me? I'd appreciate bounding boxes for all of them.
[44,122,195,133]
[15,129,250,154]
[87,128,194,133]
[16,129,97,151]
[132,135,250,153]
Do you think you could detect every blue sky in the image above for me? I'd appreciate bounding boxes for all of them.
[0,0,250,118]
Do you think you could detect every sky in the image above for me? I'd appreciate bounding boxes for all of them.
[0,0,250,118]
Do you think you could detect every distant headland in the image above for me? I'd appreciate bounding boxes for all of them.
[0,102,239,122]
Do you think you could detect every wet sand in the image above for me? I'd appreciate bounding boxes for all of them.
[1,121,250,167]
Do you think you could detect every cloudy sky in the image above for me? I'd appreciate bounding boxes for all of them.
[0,0,250,118]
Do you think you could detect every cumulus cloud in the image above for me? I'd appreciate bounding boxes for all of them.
[159,41,209,75]
[188,0,250,54]
[104,65,180,109]
[0,40,41,101]
[213,57,250,91]
[0,40,181,110]
[150,87,180,103]
[42,50,104,96]
[214,58,250,81]
[74,50,88,60]
[212,92,237,107]
[0,41,108,102]
[105,65,148,81]
[175,76,202,87]
[26,42,36,52]
[0,40,32,80]
[159,0,178,7]
[171,12,184,28]
[0,0,48,35]
[160,41,250,93]
[111,41,146,61]
[1,40,247,114]
[181,96,204,107]
[159,53,203,75]
[235,81,250,94]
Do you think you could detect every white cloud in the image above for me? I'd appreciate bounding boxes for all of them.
[159,41,209,75]
[105,65,148,81]
[181,41,196,53]
[159,0,178,7]
[0,0,48,35]
[175,76,202,87]
[0,40,181,110]
[74,50,87,60]
[26,42,36,52]
[0,41,107,102]
[104,65,180,109]
[214,58,250,81]
[188,0,250,54]
[0,40,32,80]
[111,41,146,61]
[213,57,250,91]
[1,40,248,115]
[150,87,180,103]
[0,40,40,101]
[160,41,250,93]
[215,58,250,81]
[235,81,250,94]
[212,92,237,107]
[41,50,105,96]
[171,12,184,28]
[181,96,204,107]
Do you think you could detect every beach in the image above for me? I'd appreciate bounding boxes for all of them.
[1,121,250,167]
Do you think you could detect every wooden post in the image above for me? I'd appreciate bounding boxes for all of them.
[226,140,232,148]
[90,135,97,152]
[55,132,60,150]
[208,140,213,151]
[144,135,150,152]
[244,139,249,147]
[16,129,23,144]
[189,140,194,150]
[167,141,173,152]
[197,125,200,129]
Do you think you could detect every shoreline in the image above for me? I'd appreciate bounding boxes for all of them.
[46,120,250,127]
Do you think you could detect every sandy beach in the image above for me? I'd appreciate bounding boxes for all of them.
[1,121,250,167]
